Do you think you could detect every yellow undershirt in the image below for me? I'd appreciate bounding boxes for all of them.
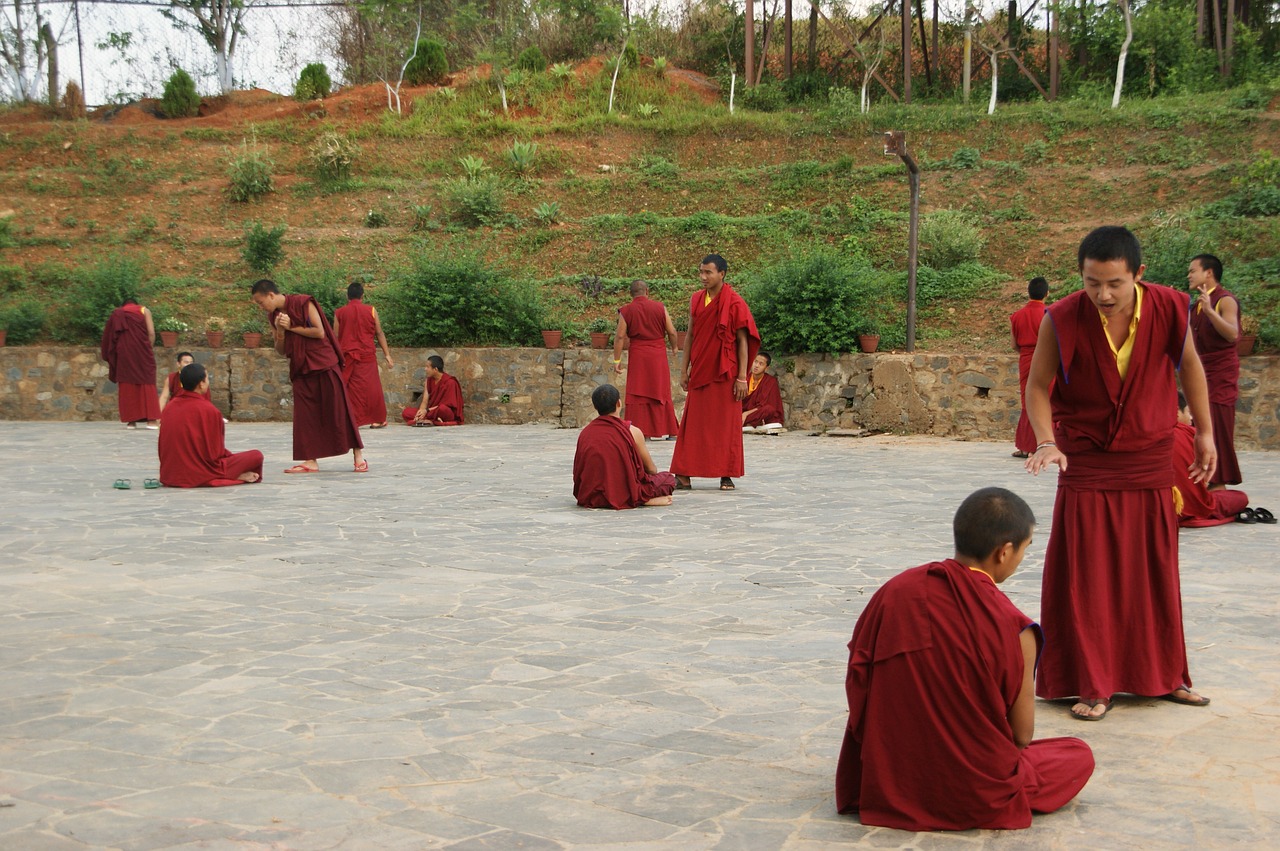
[1195,285,1217,314]
[748,374,761,395]
[1100,283,1143,381]
[703,291,714,307]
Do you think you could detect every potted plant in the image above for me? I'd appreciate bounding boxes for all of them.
[541,328,563,348]
[237,315,265,349]
[155,315,189,347]
[673,310,689,351]
[588,317,612,349]
[857,317,881,354]
[1238,314,1259,356]
[205,317,226,348]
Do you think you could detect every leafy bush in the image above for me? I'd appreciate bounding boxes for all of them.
[275,258,350,322]
[919,210,985,269]
[227,137,274,202]
[741,82,786,112]
[309,131,360,181]
[652,56,668,78]
[551,62,574,81]
[0,299,46,344]
[294,62,332,100]
[55,256,145,342]
[533,202,560,225]
[410,204,436,231]
[365,209,389,228]
[782,71,828,103]
[632,153,679,185]
[405,38,449,85]
[0,216,14,249]
[241,221,286,272]
[948,147,981,169]
[442,176,505,226]
[160,69,200,118]
[909,262,1002,305]
[636,103,659,117]
[516,45,548,73]
[459,155,490,181]
[380,254,543,346]
[746,251,885,353]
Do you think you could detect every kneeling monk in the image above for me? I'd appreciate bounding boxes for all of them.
[1174,393,1248,527]
[573,384,677,509]
[158,363,263,487]
[836,487,1093,831]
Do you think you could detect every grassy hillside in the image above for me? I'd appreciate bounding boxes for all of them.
[1,62,1277,351]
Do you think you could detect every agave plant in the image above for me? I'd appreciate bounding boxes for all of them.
[652,56,668,78]
[636,103,659,118]
[550,62,574,81]
[458,154,490,182]
[508,141,538,174]
[533,201,560,225]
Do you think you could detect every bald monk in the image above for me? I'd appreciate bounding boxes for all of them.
[100,297,160,429]
[741,351,784,432]
[573,384,677,509]
[1187,253,1242,487]
[250,279,367,474]
[334,281,394,429]
[1026,226,1214,720]
[836,487,1093,831]
[159,352,208,412]
[613,279,679,438]
[1010,276,1049,457]
[158,362,263,487]
[402,355,464,426]
[1174,393,1250,527]
[670,254,761,491]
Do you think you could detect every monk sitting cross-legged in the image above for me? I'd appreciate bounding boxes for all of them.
[573,384,677,509]
[157,362,263,488]
[836,487,1094,832]
[741,351,784,433]
[402,355,464,426]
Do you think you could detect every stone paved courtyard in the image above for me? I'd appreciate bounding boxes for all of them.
[1,422,1277,850]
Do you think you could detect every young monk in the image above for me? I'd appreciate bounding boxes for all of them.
[250,279,367,474]
[1010,276,1049,457]
[573,384,677,509]
[402,355,464,426]
[836,487,1094,831]
[158,363,263,487]
[100,297,160,429]
[159,352,204,412]
[1187,253,1242,487]
[1173,393,1253,527]
[741,351,784,432]
[613,279,680,439]
[333,281,394,429]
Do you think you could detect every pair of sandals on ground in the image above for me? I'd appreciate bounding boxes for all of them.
[1235,506,1277,524]
[675,476,736,491]
[1071,685,1210,721]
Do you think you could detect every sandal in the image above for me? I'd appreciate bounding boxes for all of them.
[353,460,369,473]
[1253,507,1277,524]
[719,477,736,491]
[1070,697,1111,721]
[1236,508,1257,524]
[369,422,388,429]
[1161,686,1210,707]
[112,478,131,490]
[143,478,161,489]
[284,464,319,474]
[674,477,691,490]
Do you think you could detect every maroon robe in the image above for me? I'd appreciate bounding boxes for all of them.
[158,390,263,487]
[100,302,160,423]
[670,285,760,479]
[1190,286,1242,485]
[1038,282,1194,700]
[619,296,679,437]
[271,294,364,461]
[573,415,677,509]
[1173,422,1248,527]
[335,298,388,427]
[742,372,784,427]
[400,372,465,425]
[1010,299,1047,454]
[836,560,1093,831]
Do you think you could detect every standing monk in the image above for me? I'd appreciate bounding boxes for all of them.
[1025,226,1215,721]
[250,279,367,474]
[402,355,465,426]
[1187,253,1242,487]
[333,282,395,429]
[670,254,760,491]
[1009,277,1049,458]
[100,297,160,429]
[612,279,679,438]
[158,362,263,487]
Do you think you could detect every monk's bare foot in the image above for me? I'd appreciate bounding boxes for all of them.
[238,471,261,483]
[1162,686,1211,707]
[675,476,691,490]
[1070,697,1111,721]
[644,495,674,506]
[284,463,319,474]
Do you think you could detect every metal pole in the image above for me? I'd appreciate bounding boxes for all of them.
[884,131,919,352]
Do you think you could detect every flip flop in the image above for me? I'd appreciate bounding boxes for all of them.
[284,464,319,474]
[1161,686,1210,707]
[353,460,369,473]
[674,479,691,490]
[1236,508,1257,523]
[1253,507,1277,524]
[1011,450,1029,458]
[719,477,736,491]
[1070,697,1111,721]
[143,478,161,489]
[112,478,131,490]
[369,423,388,429]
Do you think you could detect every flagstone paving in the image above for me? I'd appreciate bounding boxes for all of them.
[0,421,1277,850]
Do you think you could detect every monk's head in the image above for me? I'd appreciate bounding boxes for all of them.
[179,362,208,393]
[175,351,194,368]
[751,352,771,377]
[250,279,285,312]
[953,487,1035,583]
[699,254,727,290]
[630,279,649,298]
[1028,277,1049,301]
[592,383,621,417]
[1188,254,1222,292]
[348,281,365,301]
[426,355,444,377]
[1078,226,1145,318]
[1177,391,1193,426]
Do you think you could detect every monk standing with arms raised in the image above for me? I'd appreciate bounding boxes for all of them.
[100,297,160,429]
[334,281,394,429]
[1187,253,1242,487]
[613,279,679,439]
[1025,226,1214,721]
[251,279,367,474]
[670,254,760,491]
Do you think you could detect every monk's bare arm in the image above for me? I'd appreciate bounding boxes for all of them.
[142,306,156,343]
[1202,295,1239,342]
[290,303,326,339]
[732,328,749,401]
[159,382,172,411]
[631,425,658,474]
[613,315,627,374]
[372,307,394,366]
[663,307,678,351]
[1009,628,1037,749]
[677,310,693,390]
[1025,319,1066,474]
[1179,334,1217,484]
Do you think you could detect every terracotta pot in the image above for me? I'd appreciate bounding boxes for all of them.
[541,330,562,348]
[205,331,225,348]
[590,332,609,349]
[675,331,687,351]
[242,332,263,349]
[858,334,880,354]
[1237,334,1257,356]
[0,329,7,347]
[159,331,179,347]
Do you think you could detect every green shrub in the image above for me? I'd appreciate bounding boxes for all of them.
[365,209,389,228]
[741,82,786,112]
[459,154,490,181]
[909,262,1002,305]
[274,258,349,323]
[405,39,449,85]
[919,210,985,269]
[241,221,286,272]
[516,45,548,73]
[533,201,560,225]
[636,103,659,117]
[747,251,885,353]
[550,62,574,82]
[948,147,981,169]
[442,176,504,226]
[56,256,145,342]
[410,204,436,231]
[507,140,538,174]
[622,42,639,69]
[160,69,200,118]
[310,131,360,180]
[652,56,667,78]
[227,137,274,202]
[380,254,543,346]
[294,62,332,100]
[0,299,46,343]
[0,216,15,249]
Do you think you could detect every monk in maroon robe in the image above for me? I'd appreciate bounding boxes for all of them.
[159,352,212,413]
[251,279,366,474]
[158,363,263,487]
[402,355,465,426]
[741,351,784,431]
[1187,253,1242,486]
[1009,277,1048,457]
[670,254,760,491]
[613,279,679,438]
[334,282,395,429]
[1173,395,1248,527]
[100,299,160,428]
[573,384,676,509]
[836,488,1093,831]
[1026,226,1215,720]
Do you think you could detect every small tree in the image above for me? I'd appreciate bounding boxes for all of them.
[404,37,448,84]
[161,68,201,118]
[294,62,332,100]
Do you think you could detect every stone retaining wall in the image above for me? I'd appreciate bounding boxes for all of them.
[2,345,1277,449]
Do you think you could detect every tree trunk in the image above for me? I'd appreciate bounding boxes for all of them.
[1211,0,1225,75]
[1196,0,1205,42]
[902,0,912,103]
[914,0,931,89]
[962,13,971,104]
[1225,0,1235,78]
[988,48,999,114]
[784,0,792,78]
[1111,0,1132,108]
[745,0,755,85]
[931,0,939,79]
[41,22,58,108]
[1049,2,1059,100]
[807,2,817,73]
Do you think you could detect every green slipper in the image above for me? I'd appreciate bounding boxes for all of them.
[144,478,161,489]
[113,479,131,490]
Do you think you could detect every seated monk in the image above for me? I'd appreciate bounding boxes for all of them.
[158,363,264,488]
[401,355,465,426]
[741,351,784,433]
[836,487,1094,831]
[1174,393,1253,527]
[573,384,678,509]
[159,352,207,412]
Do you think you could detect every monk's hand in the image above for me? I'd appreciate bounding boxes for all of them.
[276,314,292,332]
[385,355,395,368]
[614,361,623,375]
[1190,432,1218,484]
[1025,442,1067,476]
[733,377,748,401]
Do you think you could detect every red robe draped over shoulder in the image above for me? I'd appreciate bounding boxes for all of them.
[836,560,1093,831]
[1010,299,1046,453]
[1191,285,1242,485]
[742,372,784,427]
[166,372,211,404]
[619,296,679,437]
[1173,422,1248,527]
[335,298,388,427]
[401,372,465,425]
[158,390,263,487]
[271,294,364,460]
[1038,283,1194,700]
[100,302,160,422]
[573,415,676,509]
[670,285,760,479]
